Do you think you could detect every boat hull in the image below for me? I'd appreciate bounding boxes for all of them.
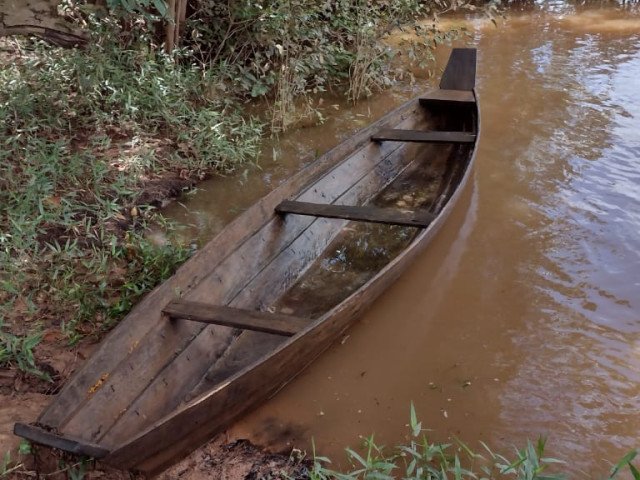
[15,48,480,475]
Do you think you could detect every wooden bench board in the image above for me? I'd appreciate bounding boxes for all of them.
[163,301,307,337]
[275,200,436,228]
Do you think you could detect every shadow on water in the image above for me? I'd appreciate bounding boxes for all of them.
[160,4,640,476]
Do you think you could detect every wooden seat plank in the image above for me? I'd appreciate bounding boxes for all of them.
[419,89,475,104]
[276,200,435,228]
[372,129,475,144]
[163,301,307,337]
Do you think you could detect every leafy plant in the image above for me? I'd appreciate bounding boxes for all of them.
[0,451,11,477]
[0,30,260,356]
[609,450,640,480]
[17,441,31,457]
[185,0,468,128]
[66,458,88,480]
[105,0,169,18]
[307,404,639,479]
[0,441,34,477]
[0,327,49,380]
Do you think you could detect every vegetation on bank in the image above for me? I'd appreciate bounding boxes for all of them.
[0,0,468,379]
[0,32,255,379]
[0,405,640,480]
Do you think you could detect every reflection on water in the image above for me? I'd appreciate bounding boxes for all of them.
[164,4,640,477]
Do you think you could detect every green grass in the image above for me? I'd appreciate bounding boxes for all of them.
[0,28,263,375]
[0,328,46,379]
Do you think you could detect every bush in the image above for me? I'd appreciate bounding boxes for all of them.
[0,29,262,360]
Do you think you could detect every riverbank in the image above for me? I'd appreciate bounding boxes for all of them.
[0,1,470,475]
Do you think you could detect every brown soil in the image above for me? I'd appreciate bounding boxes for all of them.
[159,438,310,480]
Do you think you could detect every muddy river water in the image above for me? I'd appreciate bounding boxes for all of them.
[161,4,640,476]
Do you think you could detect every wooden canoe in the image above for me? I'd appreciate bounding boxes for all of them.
[15,48,479,474]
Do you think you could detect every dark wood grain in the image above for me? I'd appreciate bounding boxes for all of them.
[275,201,436,227]
[164,301,307,336]
[439,48,477,91]
[371,129,475,144]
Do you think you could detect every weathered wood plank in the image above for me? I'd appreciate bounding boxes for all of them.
[13,423,109,458]
[164,301,307,336]
[276,201,436,227]
[371,129,475,144]
[439,48,477,91]
[419,89,475,104]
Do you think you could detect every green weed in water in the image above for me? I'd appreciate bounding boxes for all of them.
[306,404,639,479]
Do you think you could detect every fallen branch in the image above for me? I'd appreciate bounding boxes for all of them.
[0,0,88,47]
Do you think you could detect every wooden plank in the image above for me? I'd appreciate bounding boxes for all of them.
[14,423,109,458]
[372,129,475,144]
[439,48,476,91]
[419,89,475,104]
[164,301,307,337]
[276,201,436,228]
